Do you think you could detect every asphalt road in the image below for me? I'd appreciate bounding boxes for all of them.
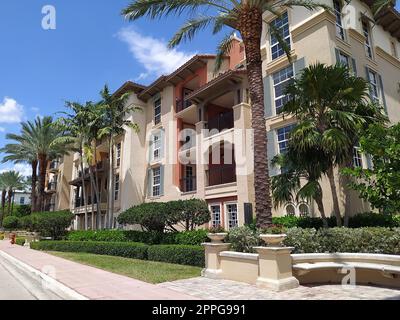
[0,254,62,300]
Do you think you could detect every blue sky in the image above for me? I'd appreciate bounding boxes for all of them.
[0,1,399,176]
[0,0,222,175]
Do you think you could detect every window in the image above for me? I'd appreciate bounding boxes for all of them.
[338,51,350,68]
[226,203,238,229]
[152,167,161,197]
[273,65,294,114]
[286,204,296,216]
[270,12,291,60]
[116,143,121,167]
[367,69,379,103]
[277,124,295,154]
[210,204,222,228]
[153,134,161,161]
[363,21,373,59]
[334,0,345,40]
[20,197,25,205]
[353,145,363,168]
[115,174,120,201]
[391,41,398,58]
[299,203,310,217]
[154,98,161,125]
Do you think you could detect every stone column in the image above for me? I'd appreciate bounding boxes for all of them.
[201,243,231,279]
[195,121,207,199]
[254,246,299,292]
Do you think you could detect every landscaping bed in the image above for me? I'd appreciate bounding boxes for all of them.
[47,252,202,284]
[31,240,205,267]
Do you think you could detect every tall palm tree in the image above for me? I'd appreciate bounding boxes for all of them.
[0,174,7,227]
[1,171,25,217]
[98,85,141,229]
[121,0,329,228]
[0,142,38,212]
[282,63,387,226]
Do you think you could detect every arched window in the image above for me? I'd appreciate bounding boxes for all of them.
[298,203,310,217]
[285,204,296,216]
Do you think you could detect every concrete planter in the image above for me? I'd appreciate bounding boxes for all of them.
[207,233,228,244]
[260,234,287,247]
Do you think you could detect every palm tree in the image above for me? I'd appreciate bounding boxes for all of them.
[98,85,141,229]
[0,174,7,227]
[0,171,25,217]
[1,134,39,212]
[282,63,387,226]
[121,0,330,228]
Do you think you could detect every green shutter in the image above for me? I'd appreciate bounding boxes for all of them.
[147,168,153,197]
[351,58,358,76]
[378,74,388,115]
[267,130,279,177]
[160,165,165,196]
[264,75,273,118]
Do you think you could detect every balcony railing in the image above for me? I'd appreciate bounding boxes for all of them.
[49,161,60,170]
[180,176,197,193]
[207,111,234,134]
[48,182,57,191]
[207,165,236,187]
[176,99,193,113]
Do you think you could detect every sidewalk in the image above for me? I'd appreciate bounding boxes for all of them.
[0,241,196,300]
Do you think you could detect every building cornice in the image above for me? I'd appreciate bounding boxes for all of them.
[265,51,297,75]
[375,46,400,69]
[291,10,335,40]
[348,28,366,44]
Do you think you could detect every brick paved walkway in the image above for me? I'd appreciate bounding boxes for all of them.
[159,277,400,300]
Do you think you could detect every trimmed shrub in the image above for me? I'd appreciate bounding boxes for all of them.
[15,205,31,218]
[67,230,127,242]
[227,226,261,253]
[147,245,204,267]
[348,212,399,228]
[31,241,149,260]
[124,231,176,245]
[0,235,4,240]
[15,238,26,246]
[174,230,209,246]
[117,203,167,232]
[2,216,20,230]
[30,211,74,240]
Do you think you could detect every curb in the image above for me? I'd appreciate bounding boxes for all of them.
[0,249,88,300]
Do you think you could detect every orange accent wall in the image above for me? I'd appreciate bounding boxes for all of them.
[229,39,245,69]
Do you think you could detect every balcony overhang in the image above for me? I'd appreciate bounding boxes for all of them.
[186,70,247,104]
[175,103,197,123]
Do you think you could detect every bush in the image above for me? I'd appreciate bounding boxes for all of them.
[348,212,399,228]
[31,241,149,260]
[174,229,209,246]
[284,227,400,255]
[147,245,204,267]
[227,226,261,253]
[0,235,4,240]
[30,211,74,240]
[117,203,167,232]
[15,238,26,246]
[2,216,20,230]
[15,205,31,218]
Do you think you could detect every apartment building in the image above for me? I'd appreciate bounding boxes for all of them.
[57,0,400,230]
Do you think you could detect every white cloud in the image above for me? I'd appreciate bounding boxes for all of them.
[0,163,32,177]
[117,28,195,81]
[0,97,24,123]
[31,107,40,112]
[0,127,5,132]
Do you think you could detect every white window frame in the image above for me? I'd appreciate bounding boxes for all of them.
[277,124,295,155]
[114,174,120,201]
[362,20,373,59]
[225,202,239,230]
[391,40,398,58]
[154,98,161,125]
[153,133,161,161]
[116,143,122,167]
[338,51,350,68]
[270,12,291,61]
[334,0,345,41]
[209,203,222,229]
[367,68,380,103]
[353,145,363,168]
[273,65,294,115]
[20,197,25,205]
[152,167,161,197]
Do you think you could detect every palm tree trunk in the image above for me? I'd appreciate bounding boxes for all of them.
[11,191,15,215]
[89,170,96,230]
[315,193,328,228]
[327,166,342,227]
[7,189,12,215]
[94,148,102,230]
[238,7,272,228]
[79,152,88,231]
[37,154,48,212]
[107,138,116,229]
[31,160,38,213]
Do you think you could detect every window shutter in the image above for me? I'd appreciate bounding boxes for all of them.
[335,48,340,64]
[351,58,358,76]
[378,74,388,115]
[147,169,153,197]
[243,203,253,225]
[264,75,273,118]
[160,165,165,196]
[294,57,306,79]
[366,154,373,170]
[149,133,154,162]
[267,130,279,177]
[365,66,373,98]
[160,129,165,159]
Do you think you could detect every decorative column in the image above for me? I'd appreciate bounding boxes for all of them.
[202,241,231,279]
[254,246,299,292]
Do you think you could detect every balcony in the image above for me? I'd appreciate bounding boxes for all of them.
[176,99,193,113]
[49,160,60,172]
[69,161,107,186]
[47,181,57,193]
[207,165,236,187]
[180,176,197,193]
[207,111,234,134]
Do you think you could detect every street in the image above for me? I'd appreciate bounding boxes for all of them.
[0,254,61,300]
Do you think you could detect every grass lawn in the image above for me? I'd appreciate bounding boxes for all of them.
[47,251,202,284]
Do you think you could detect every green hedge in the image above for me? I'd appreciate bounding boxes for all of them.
[15,238,26,246]
[67,229,208,246]
[148,245,204,267]
[30,241,149,260]
[30,241,205,267]
[284,227,400,255]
